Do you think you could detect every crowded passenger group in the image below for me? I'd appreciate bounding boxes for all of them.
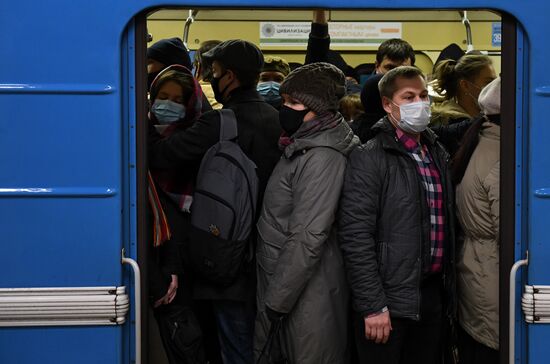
[145,9,501,364]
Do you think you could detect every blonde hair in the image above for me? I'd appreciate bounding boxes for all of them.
[433,54,492,100]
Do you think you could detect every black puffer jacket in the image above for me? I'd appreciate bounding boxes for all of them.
[339,117,456,320]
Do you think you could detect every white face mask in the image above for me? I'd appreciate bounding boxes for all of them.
[391,100,431,134]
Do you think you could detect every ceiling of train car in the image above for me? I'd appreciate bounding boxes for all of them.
[146,9,502,74]
[148,9,500,21]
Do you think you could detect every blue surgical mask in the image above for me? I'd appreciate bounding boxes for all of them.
[152,99,186,124]
[257,81,282,109]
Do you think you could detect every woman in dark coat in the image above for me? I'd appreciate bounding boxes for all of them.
[147,65,208,364]
[254,62,359,364]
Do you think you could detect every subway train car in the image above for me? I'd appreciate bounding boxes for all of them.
[0,0,548,363]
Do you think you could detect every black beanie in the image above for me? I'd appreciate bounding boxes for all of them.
[279,62,346,114]
[360,73,385,116]
[202,39,264,75]
[147,37,192,70]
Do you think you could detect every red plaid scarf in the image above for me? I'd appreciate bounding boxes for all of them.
[396,128,445,273]
[148,65,203,247]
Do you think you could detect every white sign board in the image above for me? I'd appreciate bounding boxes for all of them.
[260,22,402,47]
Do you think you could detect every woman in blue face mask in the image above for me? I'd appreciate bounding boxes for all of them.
[147,65,209,364]
[149,65,203,132]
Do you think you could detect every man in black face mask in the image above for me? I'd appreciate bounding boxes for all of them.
[148,39,282,364]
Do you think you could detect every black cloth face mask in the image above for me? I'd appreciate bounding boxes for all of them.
[279,105,310,136]
[210,71,230,103]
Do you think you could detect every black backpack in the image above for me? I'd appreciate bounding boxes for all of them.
[185,109,259,286]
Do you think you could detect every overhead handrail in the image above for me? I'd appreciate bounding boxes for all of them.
[459,11,475,53]
[183,10,199,51]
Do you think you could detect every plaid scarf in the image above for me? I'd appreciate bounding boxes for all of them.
[148,65,203,247]
[278,111,342,149]
[396,128,445,273]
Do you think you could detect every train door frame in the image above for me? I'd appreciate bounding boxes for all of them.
[132,10,152,363]
[501,13,521,364]
[132,7,525,364]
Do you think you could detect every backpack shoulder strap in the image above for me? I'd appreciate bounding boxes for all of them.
[218,109,238,141]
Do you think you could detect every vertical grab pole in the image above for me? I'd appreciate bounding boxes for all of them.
[509,252,528,364]
[182,10,198,51]
[459,10,474,52]
[122,248,141,364]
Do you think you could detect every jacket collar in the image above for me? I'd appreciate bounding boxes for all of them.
[283,118,360,158]
[223,87,264,107]
[372,116,439,153]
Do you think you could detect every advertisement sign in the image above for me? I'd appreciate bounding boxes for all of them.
[260,22,402,47]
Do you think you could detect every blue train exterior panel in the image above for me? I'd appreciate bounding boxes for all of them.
[1,0,549,363]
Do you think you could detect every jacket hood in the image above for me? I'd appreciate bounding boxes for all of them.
[284,118,360,158]
[480,121,500,141]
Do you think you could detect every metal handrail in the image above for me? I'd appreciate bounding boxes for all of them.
[183,10,199,51]
[459,11,474,53]
[122,248,141,364]
[509,252,528,364]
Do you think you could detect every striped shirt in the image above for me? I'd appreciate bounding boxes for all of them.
[396,128,444,273]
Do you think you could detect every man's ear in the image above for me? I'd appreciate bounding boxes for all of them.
[226,69,236,83]
[374,61,381,74]
[382,96,393,115]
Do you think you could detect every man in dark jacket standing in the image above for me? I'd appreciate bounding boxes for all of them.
[339,66,456,364]
[148,39,282,364]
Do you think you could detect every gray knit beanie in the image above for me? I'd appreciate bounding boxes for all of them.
[279,62,346,114]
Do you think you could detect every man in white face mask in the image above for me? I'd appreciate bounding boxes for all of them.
[339,66,457,364]
[381,67,431,139]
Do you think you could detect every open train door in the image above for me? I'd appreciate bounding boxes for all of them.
[1,1,550,364]
[0,3,146,364]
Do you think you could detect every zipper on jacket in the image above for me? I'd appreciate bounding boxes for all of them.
[413,162,424,321]
[385,130,442,320]
[392,138,428,321]
[429,145,456,319]
[194,188,237,239]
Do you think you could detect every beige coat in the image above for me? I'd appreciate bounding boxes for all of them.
[455,122,500,350]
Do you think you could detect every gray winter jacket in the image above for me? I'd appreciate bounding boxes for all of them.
[254,120,359,364]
